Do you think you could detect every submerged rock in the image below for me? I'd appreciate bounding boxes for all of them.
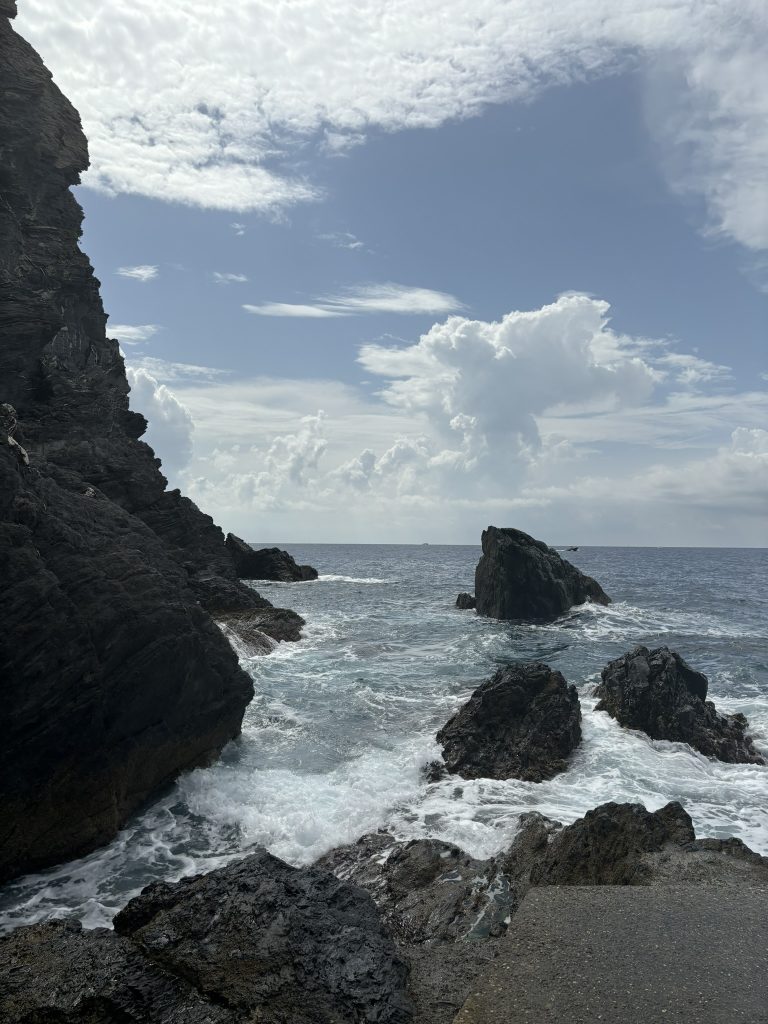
[455,592,476,609]
[436,663,582,782]
[0,9,300,883]
[474,525,610,621]
[595,645,766,765]
[226,533,319,581]
[0,851,413,1024]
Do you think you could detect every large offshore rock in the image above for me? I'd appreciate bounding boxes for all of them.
[0,852,413,1024]
[226,533,319,581]
[474,525,610,621]
[595,646,766,765]
[436,663,582,782]
[0,9,298,882]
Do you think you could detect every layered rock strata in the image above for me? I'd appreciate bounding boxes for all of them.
[436,663,582,782]
[0,851,413,1024]
[226,533,319,581]
[475,525,610,621]
[595,646,766,764]
[0,8,299,882]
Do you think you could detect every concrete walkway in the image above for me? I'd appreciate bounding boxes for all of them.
[454,885,768,1024]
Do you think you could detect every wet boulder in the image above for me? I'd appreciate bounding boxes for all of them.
[474,526,610,621]
[226,533,318,581]
[436,662,582,782]
[595,645,766,765]
[455,592,476,610]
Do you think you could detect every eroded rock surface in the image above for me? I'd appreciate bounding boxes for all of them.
[436,663,582,782]
[226,534,319,581]
[475,526,610,621]
[0,9,299,882]
[455,592,476,609]
[595,646,766,765]
[0,851,413,1024]
[320,802,768,1024]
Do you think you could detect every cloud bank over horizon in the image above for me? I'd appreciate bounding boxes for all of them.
[16,0,768,253]
[125,294,768,546]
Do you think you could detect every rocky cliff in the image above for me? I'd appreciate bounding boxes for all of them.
[0,7,297,883]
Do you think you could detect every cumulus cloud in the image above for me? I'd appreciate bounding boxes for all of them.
[163,294,768,543]
[116,264,159,282]
[244,283,463,318]
[108,323,160,345]
[16,0,768,247]
[126,365,194,475]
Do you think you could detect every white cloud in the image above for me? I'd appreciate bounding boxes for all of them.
[108,323,160,345]
[231,222,246,236]
[157,294,768,544]
[116,264,159,282]
[244,302,346,319]
[16,0,768,248]
[126,365,194,476]
[244,283,463,317]
[213,271,248,285]
[319,231,366,250]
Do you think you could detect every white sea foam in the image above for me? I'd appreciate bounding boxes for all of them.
[2,544,766,933]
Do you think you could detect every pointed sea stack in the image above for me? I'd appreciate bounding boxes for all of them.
[474,526,610,622]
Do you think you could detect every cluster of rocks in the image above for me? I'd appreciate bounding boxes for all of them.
[226,533,319,582]
[5,800,763,1024]
[0,7,314,885]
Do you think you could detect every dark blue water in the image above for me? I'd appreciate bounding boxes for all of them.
[1,544,766,932]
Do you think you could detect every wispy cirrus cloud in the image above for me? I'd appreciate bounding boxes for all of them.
[108,323,160,345]
[213,271,248,285]
[116,264,159,282]
[244,283,463,318]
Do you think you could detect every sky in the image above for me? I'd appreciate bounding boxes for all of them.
[15,0,768,545]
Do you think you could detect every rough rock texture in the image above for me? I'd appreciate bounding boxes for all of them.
[595,646,766,765]
[455,592,476,609]
[0,851,413,1024]
[436,663,582,782]
[474,526,610,621]
[320,802,768,1024]
[0,10,300,883]
[226,533,319,581]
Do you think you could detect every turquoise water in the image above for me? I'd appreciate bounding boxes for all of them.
[1,544,766,932]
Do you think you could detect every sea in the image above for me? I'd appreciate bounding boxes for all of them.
[1,543,767,933]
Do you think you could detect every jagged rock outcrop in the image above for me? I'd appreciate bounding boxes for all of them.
[0,8,300,883]
[595,646,766,765]
[0,850,413,1024]
[320,802,768,1024]
[455,592,476,609]
[226,533,319,581]
[474,526,610,621]
[436,663,582,782]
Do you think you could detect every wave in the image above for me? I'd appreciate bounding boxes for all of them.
[319,575,392,584]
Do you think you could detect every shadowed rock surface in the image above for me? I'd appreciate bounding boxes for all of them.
[456,592,476,609]
[0,9,299,883]
[320,802,768,1024]
[226,534,319,581]
[0,851,413,1024]
[595,645,766,765]
[436,663,582,782]
[475,526,610,621]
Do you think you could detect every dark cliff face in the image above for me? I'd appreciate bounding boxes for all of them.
[0,9,293,883]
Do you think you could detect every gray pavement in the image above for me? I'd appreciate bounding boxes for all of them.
[454,885,768,1024]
